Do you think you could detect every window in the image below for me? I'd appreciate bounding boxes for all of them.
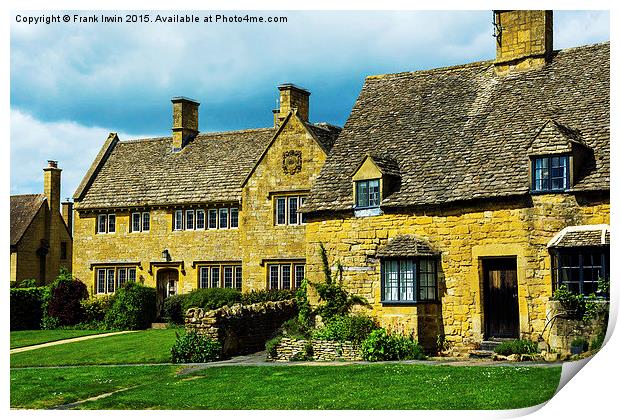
[60,242,67,260]
[174,210,183,230]
[224,266,233,288]
[274,195,307,225]
[230,208,239,229]
[356,179,380,208]
[267,263,305,290]
[276,197,286,225]
[97,214,115,234]
[132,211,150,232]
[95,266,138,294]
[381,258,437,303]
[208,209,218,229]
[97,214,107,234]
[142,212,150,232]
[196,210,205,230]
[552,248,609,295]
[299,197,307,224]
[235,266,243,290]
[186,210,195,230]
[199,267,209,289]
[532,155,569,192]
[294,264,305,289]
[219,208,229,229]
[198,264,242,289]
[210,267,220,288]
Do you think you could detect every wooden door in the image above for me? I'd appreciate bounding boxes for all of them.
[483,258,519,339]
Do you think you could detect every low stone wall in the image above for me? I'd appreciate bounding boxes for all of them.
[185,299,297,357]
[269,337,363,362]
[545,300,609,353]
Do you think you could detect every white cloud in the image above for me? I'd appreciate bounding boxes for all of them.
[10,109,152,198]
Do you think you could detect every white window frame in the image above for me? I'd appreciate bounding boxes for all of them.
[234,266,243,290]
[275,197,287,226]
[107,214,116,233]
[142,212,150,232]
[267,263,304,290]
[96,266,138,294]
[196,209,206,230]
[219,208,229,229]
[208,209,218,230]
[174,210,183,231]
[294,264,305,289]
[230,208,239,229]
[186,209,195,230]
[274,195,307,226]
[131,212,141,233]
[97,214,107,234]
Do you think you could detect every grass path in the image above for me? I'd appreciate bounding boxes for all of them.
[11,331,137,354]
[10,330,108,349]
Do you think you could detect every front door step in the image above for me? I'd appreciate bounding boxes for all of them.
[151,323,168,329]
[469,350,495,359]
[480,338,513,351]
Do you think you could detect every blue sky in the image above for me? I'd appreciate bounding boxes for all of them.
[10,10,609,198]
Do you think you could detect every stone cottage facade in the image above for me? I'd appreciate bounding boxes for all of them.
[71,84,340,314]
[10,161,73,285]
[301,10,610,352]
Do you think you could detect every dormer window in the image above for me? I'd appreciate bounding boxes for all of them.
[531,155,569,192]
[355,179,380,208]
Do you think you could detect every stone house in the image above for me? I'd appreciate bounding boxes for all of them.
[301,10,610,352]
[10,161,73,285]
[71,84,340,315]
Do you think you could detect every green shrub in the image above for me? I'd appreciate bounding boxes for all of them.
[46,269,89,326]
[570,337,589,351]
[361,328,425,361]
[13,279,38,288]
[10,286,48,330]
[182,288,241,311]
[265,336,282,359]
[591,330,606,351]
[80,296,114,325]
[312,243,369,321]
[312,314,377,343]
[163,294,188,325]
[170,330,222,363]
[280,317,312,340]
[104,283,156,330]
[493,339,538,356]
[240,289,295,305]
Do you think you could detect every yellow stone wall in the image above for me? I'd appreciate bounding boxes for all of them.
[305,193,609,350]
[12,206,47,283]
[72,208,241,295]
[241,114,327,289]
[73,112,327,296]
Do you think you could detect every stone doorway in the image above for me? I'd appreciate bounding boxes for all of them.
[156,268,178,319]
[483,257,519,339]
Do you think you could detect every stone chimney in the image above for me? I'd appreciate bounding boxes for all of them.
[171,97,200,151]
[493,10,553,74]
[62,199,73,235]
[43,160,61,216]
[274,84,310,127]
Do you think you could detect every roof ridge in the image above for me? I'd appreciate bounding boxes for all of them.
[366,41,609,81]
[10,193,45,198]
[120,127,276,143]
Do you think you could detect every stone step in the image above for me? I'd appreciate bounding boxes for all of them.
[469,350,495,359]
[480,339,512,351]
[151,322,168,329]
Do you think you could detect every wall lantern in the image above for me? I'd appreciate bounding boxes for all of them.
[162,249,171,262]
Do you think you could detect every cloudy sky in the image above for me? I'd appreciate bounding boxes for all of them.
[10,10,609,199]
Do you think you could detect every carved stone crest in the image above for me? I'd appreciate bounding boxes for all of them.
[282,150,302,175]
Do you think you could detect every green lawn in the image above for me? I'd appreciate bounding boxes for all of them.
[10,329,182,367]
[10,330,106,349]
[10,364,561,410]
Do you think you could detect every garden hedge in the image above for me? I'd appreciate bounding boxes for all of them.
[10,287,48,330]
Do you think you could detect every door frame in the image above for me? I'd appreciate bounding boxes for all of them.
[156,268,179,318]
[482,256,519,339]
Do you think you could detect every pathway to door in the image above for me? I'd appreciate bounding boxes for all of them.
[10,331,138,354]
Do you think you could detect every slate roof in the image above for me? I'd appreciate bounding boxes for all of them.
[75,118,340,210]
[548,225,610,248]
[376,235,439,258]
[10,194,46,246]
[303,43,610,212]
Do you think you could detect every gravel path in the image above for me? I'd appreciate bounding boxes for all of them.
[10,331,138,354]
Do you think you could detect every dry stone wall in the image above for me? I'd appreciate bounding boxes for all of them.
[269,337,363,362]
[185,299,296,356]
[545,300,609,353]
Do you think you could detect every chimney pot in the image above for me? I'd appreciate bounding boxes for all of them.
[47,160,58,168]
